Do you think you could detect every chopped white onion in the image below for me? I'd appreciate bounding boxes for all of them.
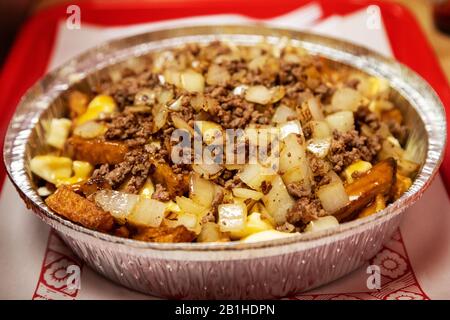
[262,175,295,225]
[272,105,297,124]
[278,120,303,140]
[175,196,208,217]
[304,216,339,233]
[128,198,165,227]
[316,179,349,213]
[245,85,272,104]
[305,97,324,120]
[310,121,332,139]
[218,203,247,232]
[45,118,72,149]
[152,104,169,132]
[206,64,230,86]
[237,163,275,190]
[94,190,139,221]
[180,70,205,93]
[331,87,363,112]
[189,173,217,208]
[171,113,193,134]
[325,111,354,133]
[168,95,183,111]
[232,187,263,201]
[306,138,331,158]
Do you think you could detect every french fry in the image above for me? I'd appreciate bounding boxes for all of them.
[133,225,196,243]
[45,186,114,232]
[381,109,403,125]
[357,194,386,219]
[68,90,89,119]
[333,158,397,222]
[151,162,189,197]
[66,136,128,165]
[392,173,412,200]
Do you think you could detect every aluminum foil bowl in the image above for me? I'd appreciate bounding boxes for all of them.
[3,25,446,299]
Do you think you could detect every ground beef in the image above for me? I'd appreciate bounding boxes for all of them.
[101,72,160,109]
[286,196,326,225]
[261,180,272,195]
[105,111,153,147]
[355,106,380,130]
[286,182,310,198]
[86,148,153,194]
[387,120,408,146]
[276,222,296,233]
[328,129,381,173]
[151,184,171,201]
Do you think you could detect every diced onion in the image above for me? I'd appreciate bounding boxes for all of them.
[278,120,303,140]
[233,85,248,96]
[237,163,275,191]
[262,175,295,225]
[245,85,272,104]
[46,118,72,149]
[272,105,297,123]
[194,121,223,145]
[192,163,223,179]
[37,186,53,197]
[176,212,200,233]
[304,216,339,233]
[152,104,169,132]
[218,203,247,232]
[232,188,263,201]
[128,198,165,227]
[163,69,181,87]
[94,190,139,221]
[306,138,331,158]
[198,222,227,242]
[180,70,205,93]
[310,121,331,139]
[175,196,208,217]
[305,97,324,120]
[73,121,107,139]
[316,179,349,213]
[189,173,217,208]
[168,95,183,111]
[325,111,354,133]
[206,64,231,86]
[331,87,363,112]
[171,113,193,134]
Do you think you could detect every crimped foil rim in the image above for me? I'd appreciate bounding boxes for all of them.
[3,25,446,254]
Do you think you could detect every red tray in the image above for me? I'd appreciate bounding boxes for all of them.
[1,0,449,191]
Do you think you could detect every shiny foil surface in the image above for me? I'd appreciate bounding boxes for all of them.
[3,26,446,299]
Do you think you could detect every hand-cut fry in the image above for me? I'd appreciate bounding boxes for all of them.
[68,90,89,119]
[45,186,114,232]
[381,109,403,125]
[333,158,396,222]
[392,173,412,200]
[133,225,196,243]
[357,194,386,219]
[66,136,128,165]
[151,162,189,197]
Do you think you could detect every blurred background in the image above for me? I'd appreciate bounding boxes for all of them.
[1,0,450,81]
